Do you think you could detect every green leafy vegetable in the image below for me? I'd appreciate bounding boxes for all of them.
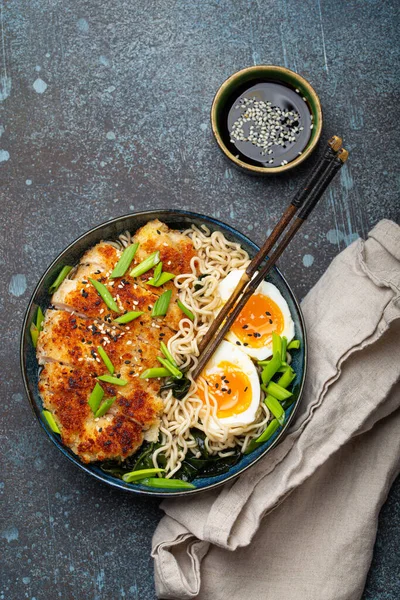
[152,290,172,317]
[130,251,160,278]
[49,266,73,293]
[97,345,114,374]
[89,279,120,313]
[160,376,191,400]
[110,243,139,278]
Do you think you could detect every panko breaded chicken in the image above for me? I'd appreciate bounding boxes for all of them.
[37,220,197,464]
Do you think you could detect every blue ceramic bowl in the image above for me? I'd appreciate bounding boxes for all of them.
[20,210,307,497]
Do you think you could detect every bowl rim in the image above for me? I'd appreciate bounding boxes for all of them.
[210,64,323,175]
[20,209,307,497]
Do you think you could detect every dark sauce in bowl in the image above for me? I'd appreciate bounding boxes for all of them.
[224,81,312,168]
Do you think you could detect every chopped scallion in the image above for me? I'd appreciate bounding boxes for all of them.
[281,336,287,362]
[244,419,280,454]
[94,397,116,418]
[97,374,127,386]
[110,243,139,278]
[139,477,196,490]
[152,261,163,284]
[36,307,45,331]
[288,339,301,350]
[177,299,194,321]
[277,366,296,389]
[114,311,144,324]
[160,342,177,367]
[122,468,165,483]
[43,410,61,434]
[263,381,292,401]
[264,394,286,426]
[140,367,171,379]
[97,345,114,374]
[272,331,282,356]
[152,290,172,317]
[49,266,73,293]
[89,279,120,313]
[130,251,160,278]
[30,323,39,348]
[261,351,281,385]
[88,382,105,413]
[157,356,183,379]
[147,272,175,287]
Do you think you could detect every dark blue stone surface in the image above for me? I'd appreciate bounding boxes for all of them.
[1,1,399,598]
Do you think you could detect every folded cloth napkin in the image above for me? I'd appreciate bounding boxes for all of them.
[152,219,400,600]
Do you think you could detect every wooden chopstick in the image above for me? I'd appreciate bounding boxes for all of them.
[196,136,342,359]
[192,146,349,380]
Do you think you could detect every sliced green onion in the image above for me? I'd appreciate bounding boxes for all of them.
[277,367,296,389]
[152,290,172,317]
[30,323,39,348]
[89,279,120,313]
[264,395,285,426]
[244,419,280,454]
[36,307,45,330]
[281,336,287,361]
[272,331,282,356]
[49,266,73,293]
[122,468,165,483]
[110,243,139,278]
[130,251,160,278]
[140,367,171,379]
[147,272,175,287]
[157,356,183,379]
[288,339,301,350]
[97,374,127,386]
[139,477,196,490]
[114,311,144,324]
[88,382,105,413]
[43,410,61,434]
[94,397,116,418]
[160,342,177,367]
[261,351,281,385]
[152,261,163,284]
[177,299,194,321]
[263,381,292,401]
[277,363,290,372]
[97,346,114,374]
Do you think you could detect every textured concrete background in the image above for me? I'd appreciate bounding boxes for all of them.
[1,0,399,598]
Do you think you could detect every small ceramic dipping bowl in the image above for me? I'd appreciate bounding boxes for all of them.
[211,65,323,175]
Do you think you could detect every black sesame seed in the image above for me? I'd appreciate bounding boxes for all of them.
[269,319,273,324]
[81,289,88,298]
[215,383,219,389]
[236,341,241,345]
[221,387,228,392]
[124,360,131,364]
[242,324,249,329]
[227,389,232,395]
[244,386,248,392]
[244,343,249,346]
[116,374,121,378]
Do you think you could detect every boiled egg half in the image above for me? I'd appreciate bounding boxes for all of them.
[217,269,295,360]
[198,340,260,427]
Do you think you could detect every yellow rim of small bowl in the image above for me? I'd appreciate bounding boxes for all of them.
[210,65,323,174]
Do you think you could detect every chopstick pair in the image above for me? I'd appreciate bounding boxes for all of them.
[192,136,349,380]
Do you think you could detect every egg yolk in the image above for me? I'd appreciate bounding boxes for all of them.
[198,361,253,419]
[231,294,284,348]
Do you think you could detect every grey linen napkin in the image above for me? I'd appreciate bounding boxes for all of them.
[152,219,400,600]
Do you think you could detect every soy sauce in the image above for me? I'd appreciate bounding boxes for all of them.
[224,81,312,168]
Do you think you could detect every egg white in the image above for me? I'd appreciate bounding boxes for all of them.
[216,269,295,360]
[200,340,261,428]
